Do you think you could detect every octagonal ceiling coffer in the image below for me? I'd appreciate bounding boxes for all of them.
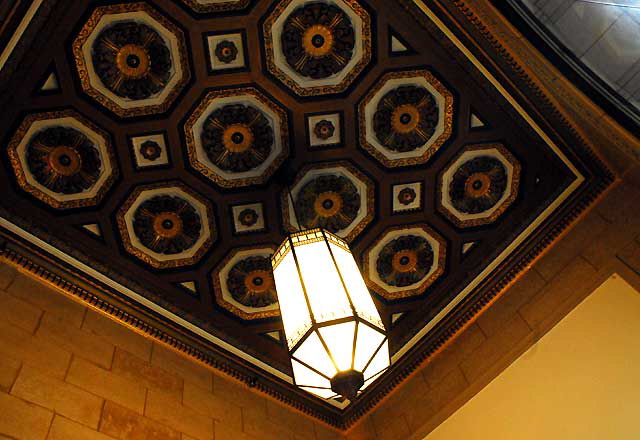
[117,182,215,269]
[359,69,454,168]
[184,87,290,188]
[363,224,447,300]
[7,110,118,210]
[438,143,521,228]
[282,161,374,242]
[263,0,373,97]
[72,2,190,118]
[213,247,280,320]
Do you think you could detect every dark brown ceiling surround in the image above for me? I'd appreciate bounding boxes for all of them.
[0,0,612,429]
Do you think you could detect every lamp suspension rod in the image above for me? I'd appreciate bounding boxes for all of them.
[287,185,303,233]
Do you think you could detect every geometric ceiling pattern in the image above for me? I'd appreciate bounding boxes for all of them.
[0,0,612,428]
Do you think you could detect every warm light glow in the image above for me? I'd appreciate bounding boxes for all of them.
[272,229,390,400]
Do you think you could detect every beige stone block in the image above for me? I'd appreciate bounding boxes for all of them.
[594,181,640,225]
[0,289,42,333]
[459,314,532,384]
[404,368,468,433]
[0,264,17,291]
[373,413,410,440]
[151,344,212,391]
[7,272,85,327]
[0,390,53,440]
[67,357,146,414]
[476,268,546,337]
[11,365,103,428]
[113,348,182,400]
[84,310,152,361]
[371,372,429,429]
[213,422,256,440]
[37,312,114,369]
[344,416,376,440]
[145,389,213,440]
[48,415,115,440]
[242,408,295,440]
[0,355,20,392]
[582,224,640,270]
[212,374,266,413]
[422,323,485,388]
[266,399,315,440]
[535,209,608,281]
[314,423,345,440]
[183,382,241,429]
[0,320,71,378]
[520,257,598,330]
[619,240,640,274]
[101,400,181,440]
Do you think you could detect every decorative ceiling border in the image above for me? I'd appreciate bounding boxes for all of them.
[0,0,614,431]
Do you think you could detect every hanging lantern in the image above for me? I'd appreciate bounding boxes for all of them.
[271,228,389,401]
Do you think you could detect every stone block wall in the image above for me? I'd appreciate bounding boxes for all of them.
[0,262,343,440]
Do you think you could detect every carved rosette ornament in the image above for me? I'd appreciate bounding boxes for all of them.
[449,157,507,214]
[238,208,259,227]
[213,248,280,320]
[282,162,374,242]
[226,257,278,308]
[263,0,372,96]
[132,195,202,255]
[376,235,434,288]
[201,104,274,173]
[359,70,454,167]
[92,22,171,100]
[397,187,416,206]
[295,175,360,234]
[73,3,190,117]
[363,225,447,300]
[26,127,102,195]
[373,86,439,153]
[140,140,162,161]
[184,87,289,188]
[282,2,355,79]
[214,41,239,64]
[314,120,335,140]
[117,183,215,269]
[7,110,117,209]
[438,144,521,228]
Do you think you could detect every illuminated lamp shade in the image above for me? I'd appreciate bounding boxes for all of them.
[271,228,389,401]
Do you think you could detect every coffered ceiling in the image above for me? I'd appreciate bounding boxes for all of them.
[0,0,612,428]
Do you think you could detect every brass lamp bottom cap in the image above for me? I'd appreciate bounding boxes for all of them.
[330,369,364,401]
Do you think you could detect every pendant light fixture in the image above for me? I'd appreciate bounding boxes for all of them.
[271,189,389,401]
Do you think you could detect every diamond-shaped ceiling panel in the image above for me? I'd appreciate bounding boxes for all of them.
[0,0,611,429]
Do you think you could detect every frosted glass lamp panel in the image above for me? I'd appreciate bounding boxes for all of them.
[329,243,384,329]
[353,323,385,371]
[272,251,312,349]
[295,241,352,323]
[292,331,337,378]
[363,340,389,380]
[318,321,356,372]
[301,387,337,399]
[292,359,332,389]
